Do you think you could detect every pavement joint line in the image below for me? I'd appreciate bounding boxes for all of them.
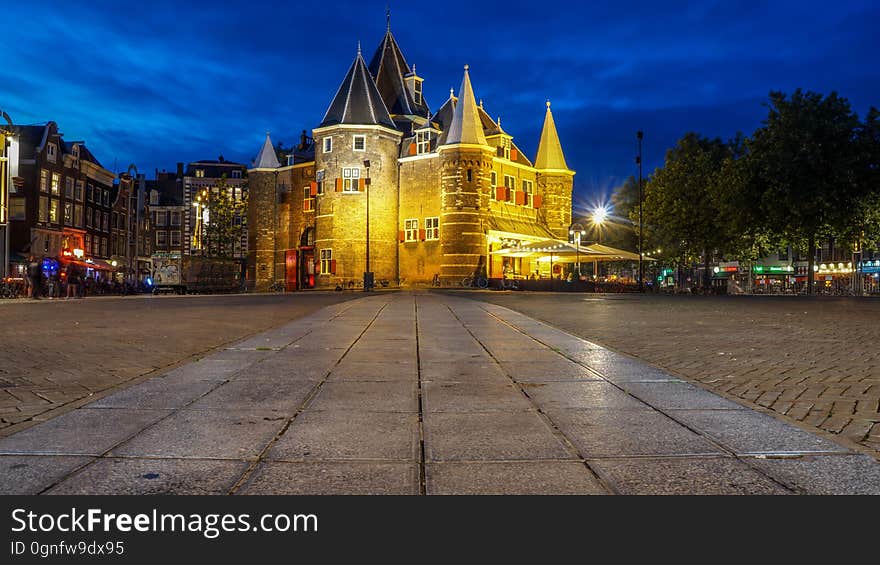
[32,296,373,494]
[464,298,810,494]
[414,294,428,496]
[0,295,367,440]
[227,296,393,495]
[441,298,616,495]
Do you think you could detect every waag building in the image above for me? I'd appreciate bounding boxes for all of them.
[247,23,575,291]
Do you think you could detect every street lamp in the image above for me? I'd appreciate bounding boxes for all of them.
[589,205,609,279]
[568,222,586,278]
[122,164,141,286]
[636,130,644,292]
[363,159,372,292]
[0,110,13,279]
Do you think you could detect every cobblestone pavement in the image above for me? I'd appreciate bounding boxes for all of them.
[2,292,879,495]
[454,292,880,458]
[0,293,358,437]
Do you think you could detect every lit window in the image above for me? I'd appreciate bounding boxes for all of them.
[323,137,332,153]
[39,197,48,223]
[320,248,333,274]
[521,179,534,207]
[416,131,431,154]
[195,169,205,178]
[64,203,72,224]
[316,170,325,194]
[405,219,418,242]
[342,167,360,192]
[353,135,366,152]
[40,169,49,192]
[51,172,61,195]
[10,198,26,220]
[425,217,439,240]
[303,187,315,212]
[49,200,59,223]
[413,80,423,105]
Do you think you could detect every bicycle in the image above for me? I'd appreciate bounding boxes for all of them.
[268,281,286,292]
[500,277,519,290]
[461,275,489,289]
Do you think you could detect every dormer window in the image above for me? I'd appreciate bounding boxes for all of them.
[231,170,242,179]
[72,144,79,158]
[195,169,205,178]
[47,143,57,163]
[416,131,431,154]
[150,190,159,205]
[404,67,424,106]
[502,139,511,160]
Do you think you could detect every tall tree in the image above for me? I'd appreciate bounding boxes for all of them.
[608,175,639,252]
[204,177,248,259]
[642,133,732,289]
[748,90,861,293]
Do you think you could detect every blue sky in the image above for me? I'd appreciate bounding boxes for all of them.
[3,0,878,205]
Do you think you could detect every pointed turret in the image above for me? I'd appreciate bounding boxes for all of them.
[252,132,280,169]
[320,49,396,129]
[444,65,488,147]
[534,101,569,170]
[368,26,430,120]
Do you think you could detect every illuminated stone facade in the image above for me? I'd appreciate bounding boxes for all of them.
[247,28,574,290]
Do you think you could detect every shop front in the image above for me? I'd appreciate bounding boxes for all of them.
[859,259,880,294]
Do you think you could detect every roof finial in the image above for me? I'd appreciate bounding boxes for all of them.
[479,99,483,109]
[386,6,391,31]
[464,64,469,71]
[450,87,455,99]
[357,41,361,55]
[546,99,551,110]
[497,116,502,127]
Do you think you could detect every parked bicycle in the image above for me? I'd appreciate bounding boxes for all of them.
[461,275,489,289]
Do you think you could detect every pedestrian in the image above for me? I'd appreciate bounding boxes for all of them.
[26,255,43,300]
[65,262,79,299]
[48,271,60,299]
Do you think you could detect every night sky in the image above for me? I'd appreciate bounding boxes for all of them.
[4,1,879,211]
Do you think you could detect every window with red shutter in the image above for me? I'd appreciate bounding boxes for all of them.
[358,178,365,191]
[533,194,543,208]
[335,178,343,192]
[419,229,426,241]
[310,181,318,196]
[399,230,405,242]
[515,191,525,205]
[510,148,518,162]
[409,143,417,155]
[330,259,337,274]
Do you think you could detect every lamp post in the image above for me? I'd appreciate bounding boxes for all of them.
[636,130,644,292]
[0,110,13,279]
[363,159,372,292]
[568,221,586,279]
[122,164,140,286]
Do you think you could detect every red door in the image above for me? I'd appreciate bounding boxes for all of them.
[285,250,297,291]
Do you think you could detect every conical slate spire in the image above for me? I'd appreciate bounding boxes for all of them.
[320,50,396,129]
[534,101,569,170]
[253,132,280,169]
[368,28,429,118]
[444,65,487,146]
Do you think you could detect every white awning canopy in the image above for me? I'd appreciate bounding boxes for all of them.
[490,239,654,262]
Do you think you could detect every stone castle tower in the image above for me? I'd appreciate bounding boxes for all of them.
[312,48,403,287]
[534,102,575,239]
[437,66,495,283]
[247,133,281,291]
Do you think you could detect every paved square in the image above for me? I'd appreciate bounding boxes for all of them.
[2,291,880,494]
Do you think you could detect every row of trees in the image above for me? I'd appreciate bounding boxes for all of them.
[611,89,880,293]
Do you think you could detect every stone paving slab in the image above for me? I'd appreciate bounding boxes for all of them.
[268,411,419,461]
[588,456,791,495]
[238,461,419,495]
[426,462,608,495]
[46,458,250,495]
[2,291,880,494]
[0,455,93,494]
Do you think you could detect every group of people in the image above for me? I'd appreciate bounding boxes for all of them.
[25,255,86,300]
